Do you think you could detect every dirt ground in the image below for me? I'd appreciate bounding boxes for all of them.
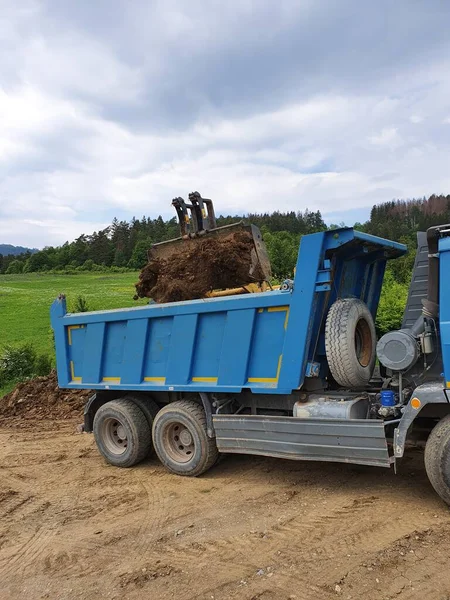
[1,413,450,600]
[0,372,88,426]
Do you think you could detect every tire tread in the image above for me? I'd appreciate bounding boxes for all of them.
[153,399,218,477]
[424,415,450,505]
[94,399,151,467]
[325,298,375,388]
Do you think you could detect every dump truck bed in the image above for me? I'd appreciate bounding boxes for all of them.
[51,228,406,396]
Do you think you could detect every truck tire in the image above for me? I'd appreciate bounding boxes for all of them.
[424,415,450,506]
[325,298,376,388]
[152,400,219,477]
[93,399,151,467]
[122,394,159,457]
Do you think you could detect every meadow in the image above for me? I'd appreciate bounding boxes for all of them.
[0,272,148,395]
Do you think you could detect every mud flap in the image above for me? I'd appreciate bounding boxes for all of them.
[213,415,391,468]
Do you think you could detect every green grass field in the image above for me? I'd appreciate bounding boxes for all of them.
[0,271,147,364]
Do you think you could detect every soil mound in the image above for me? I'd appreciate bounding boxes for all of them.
[135,230,264,303]
[0,371,90,425]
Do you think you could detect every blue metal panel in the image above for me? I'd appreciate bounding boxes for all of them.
[328,228,406,256]
[247,308,287,387]
[217,309,256,385]
[191,312,226,382]
[101,322,126,383]
[439,238,450,386]
[339,258,365,299]
[57,291,291,327]
[51,297,70,387]
[81,322,105,384]
[277,231,325,391]
[165,314,198,385]
[364,259,386,317]
[143,317,172,383]
[121,319,149,385]
[68,325,86,383]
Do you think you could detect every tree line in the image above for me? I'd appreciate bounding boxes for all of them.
[1,194,450,281]
[0,209,326,275]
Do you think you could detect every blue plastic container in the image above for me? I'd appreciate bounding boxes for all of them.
[380,390,396,407]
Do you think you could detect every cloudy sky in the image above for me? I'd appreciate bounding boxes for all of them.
[1,0,450,249]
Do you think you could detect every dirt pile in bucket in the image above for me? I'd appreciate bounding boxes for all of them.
[0,371,90,426]
[134,230,265,303]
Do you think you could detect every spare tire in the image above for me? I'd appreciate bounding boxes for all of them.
[325,298,376,388]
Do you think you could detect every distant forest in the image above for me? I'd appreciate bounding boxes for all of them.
[0,244,37,257]
[2,194,450,285]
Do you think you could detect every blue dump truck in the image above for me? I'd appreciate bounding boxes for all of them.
[51,225,450,505]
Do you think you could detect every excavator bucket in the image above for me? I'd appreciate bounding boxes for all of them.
[149,221,271,282]
[147,192,272,282]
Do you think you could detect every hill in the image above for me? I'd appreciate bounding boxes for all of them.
[0,244,38,257]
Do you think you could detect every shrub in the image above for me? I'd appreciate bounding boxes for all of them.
[34,353,53,377]
[82,259,95,271]
[6,260,24,274]
[376,271,408,336]
[0,344,36,384]
[0,343,53,387]
[73,295,90,313]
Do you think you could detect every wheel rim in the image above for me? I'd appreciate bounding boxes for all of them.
[355,318,372,367]
[162,421,195,464]
[100,417,128,455]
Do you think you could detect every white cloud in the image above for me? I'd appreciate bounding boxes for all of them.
[1,1,450,247]
[0,216,110,249]
[23,34,143,103]
[368,128,402,149]
[0,86,79,163]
